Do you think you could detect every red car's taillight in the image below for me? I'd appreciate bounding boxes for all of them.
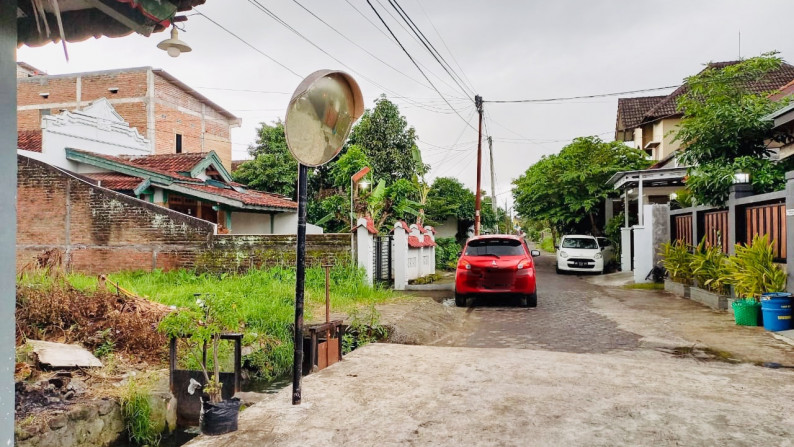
[517,260,530,270]
[459,259,472,270]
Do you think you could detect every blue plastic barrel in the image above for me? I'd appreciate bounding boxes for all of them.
[760,295,793,332]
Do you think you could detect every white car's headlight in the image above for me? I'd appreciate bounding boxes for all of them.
[559,251,568,258]
[594,252,602,259]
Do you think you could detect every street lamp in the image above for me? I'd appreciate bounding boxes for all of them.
[734,172,750,184]
[284,70,363,405]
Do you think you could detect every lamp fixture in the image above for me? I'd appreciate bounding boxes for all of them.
[359,180,370,190]
[157,26,192,58]
[733,172,750,184]
[670,192,678,201]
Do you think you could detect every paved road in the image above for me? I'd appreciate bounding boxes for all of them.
[438,252,641,353]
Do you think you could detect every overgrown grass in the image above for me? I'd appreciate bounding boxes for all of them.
[119,376,160,446]
[623,282,665,290]
[540,237,556,253]
[19,264,395,380]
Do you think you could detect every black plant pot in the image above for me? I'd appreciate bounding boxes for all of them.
[200,397,241,435]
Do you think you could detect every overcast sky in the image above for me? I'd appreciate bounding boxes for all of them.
[18,0,794,209]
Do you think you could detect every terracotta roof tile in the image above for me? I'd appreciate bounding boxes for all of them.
[642,62,794,123]
[408,235,436,248]
[616,96,667,131]
[84,173,144,190]
[183,184,297,209]
[18,131,42,152]
[72,150,203,183]
[121,152,207,175]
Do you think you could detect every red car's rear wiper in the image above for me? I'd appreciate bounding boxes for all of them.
[476,253,501,259]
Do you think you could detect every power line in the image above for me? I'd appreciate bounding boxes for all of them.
[291,0,439,94]
[386,0,474,98]
[365,0,476,130]
[484,85,679,103]
[246,0,465,115]
[412,0,476,94]
[193,12,302,78]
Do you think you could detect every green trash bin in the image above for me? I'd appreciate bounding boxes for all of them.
[732,298,761,326]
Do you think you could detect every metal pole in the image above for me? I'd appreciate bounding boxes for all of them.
[488,136,497,233]
[292,163,309,405]
[0,3,17,442]
[474,95,483,236]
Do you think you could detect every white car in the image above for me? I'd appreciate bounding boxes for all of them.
[556,235,613,274]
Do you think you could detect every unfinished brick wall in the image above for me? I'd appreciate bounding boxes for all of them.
[16,67,235,169]
[17,156,351,274]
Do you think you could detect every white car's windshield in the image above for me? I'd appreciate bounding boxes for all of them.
[561,238,598,249]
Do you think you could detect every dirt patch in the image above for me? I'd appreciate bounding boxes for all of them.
[374,295,464,346]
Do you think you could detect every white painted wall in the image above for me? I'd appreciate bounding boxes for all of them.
[21,98,151,173]
[272,212,322,235]
[393,224,408,290]
[356,217,375,285]
[434,217,458,239]
[230,212,271,234]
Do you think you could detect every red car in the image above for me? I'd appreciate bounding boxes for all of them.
[454,235,540,308]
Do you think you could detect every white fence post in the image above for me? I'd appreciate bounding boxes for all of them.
[393,222,408,290]
[355,217,375,285]
[425,225,436,275]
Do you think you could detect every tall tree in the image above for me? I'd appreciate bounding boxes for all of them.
[674,53,794,205]
[513,136,651,235]
[347,95,423,183]
[233,120,297,198]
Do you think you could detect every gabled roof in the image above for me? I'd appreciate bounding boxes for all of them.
[615,96,667,131]
[641,61,794,124]
[65,149,297,212]
[86,173,145,190]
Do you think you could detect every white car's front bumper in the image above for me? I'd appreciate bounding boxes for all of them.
[557,255,604,272]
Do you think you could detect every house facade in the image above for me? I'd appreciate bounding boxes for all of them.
[17,64,240,169]
[19,98,310,235]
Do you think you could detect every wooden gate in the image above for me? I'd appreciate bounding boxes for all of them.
[745,203,786,260]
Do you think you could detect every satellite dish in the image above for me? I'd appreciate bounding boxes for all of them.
[285,70,364,167]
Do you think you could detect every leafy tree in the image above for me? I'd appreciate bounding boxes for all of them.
[674,53,793,205]
[347,95,424,183]
[233,120,297,198]
[329,144,370,189]
[425,177,475,225]
[513,136,651,235]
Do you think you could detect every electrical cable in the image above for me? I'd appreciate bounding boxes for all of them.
[484,86,679,103]
[193,12,302,78]
[246,0,465,114]
[387,0,473,98]
[365,0,476,130]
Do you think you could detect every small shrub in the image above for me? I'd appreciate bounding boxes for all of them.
[119,377,160,446]
[691,238,730,295]
[342,304,389,354]
[659,241,694,284]
[435,237,461,270]
[725,234,786,299]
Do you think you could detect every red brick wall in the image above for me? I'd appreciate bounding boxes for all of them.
[17,156,350,274]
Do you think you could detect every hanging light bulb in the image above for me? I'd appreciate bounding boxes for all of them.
[157,26,192,58]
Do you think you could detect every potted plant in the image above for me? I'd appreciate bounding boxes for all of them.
[159,294,243,435]
[689,238,730,310]
[659,240,694,297]
[724,234,787,326]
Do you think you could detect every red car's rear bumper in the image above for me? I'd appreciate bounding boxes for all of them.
[454,269,536,295]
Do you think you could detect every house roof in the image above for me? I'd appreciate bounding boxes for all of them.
[85,173,145,190]
[65,149,297,212]
[18,130,41,152]
[615,96,667,131]
[640,61,794,124]
[769,79,794,102]
[121,152,207,176]
[17,0,206,47]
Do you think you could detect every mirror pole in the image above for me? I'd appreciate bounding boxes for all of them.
[292,163,309,405]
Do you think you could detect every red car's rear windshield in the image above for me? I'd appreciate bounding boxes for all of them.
[464,239,525,256]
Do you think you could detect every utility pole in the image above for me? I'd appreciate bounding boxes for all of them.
[488,136,497,233]
[474,94,483,236]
